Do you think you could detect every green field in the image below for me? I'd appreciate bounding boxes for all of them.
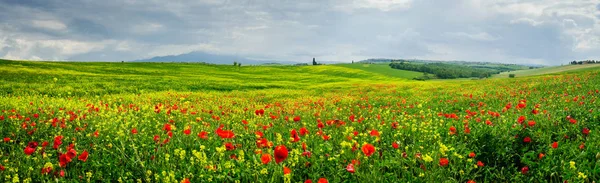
[0,60,411,96]
[493,64,600,78]
[1,60,600,182]
[336,63,424,79]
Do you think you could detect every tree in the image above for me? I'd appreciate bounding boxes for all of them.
[509,74,515,78]
[233,61,238,66]
[238,63,241,67]
[312,58,317,65]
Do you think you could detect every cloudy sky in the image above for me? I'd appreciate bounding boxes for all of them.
[0,0,599,65]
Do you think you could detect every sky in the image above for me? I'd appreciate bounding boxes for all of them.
[0,0,599,65]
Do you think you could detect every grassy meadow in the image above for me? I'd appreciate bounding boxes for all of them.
[0,60,599,182]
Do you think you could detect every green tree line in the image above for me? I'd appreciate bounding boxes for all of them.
[389,62,514,79]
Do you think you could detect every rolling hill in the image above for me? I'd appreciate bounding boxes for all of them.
[493,64,600,78]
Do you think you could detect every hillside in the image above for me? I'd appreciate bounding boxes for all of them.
[0,60,407,96]
[335,63,424,79]
[493,64,600,78]
[1,60,600,182]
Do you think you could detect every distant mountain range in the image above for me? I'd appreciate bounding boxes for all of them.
[358,58,545,67]
[132,51,346,65]
[132,51,541,67]
[132,51,299,65]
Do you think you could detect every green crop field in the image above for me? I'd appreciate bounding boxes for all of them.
[493,64,600,78]
[335,63,424,79]
[0,60,599,183]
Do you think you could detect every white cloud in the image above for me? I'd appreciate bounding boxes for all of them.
[446,32,500,41]
[334,0,413,12]
[510,18,544,26]
[145,43,220,58]
[31,20,67,31]
[0,37,112,60]
[131,23,164,34]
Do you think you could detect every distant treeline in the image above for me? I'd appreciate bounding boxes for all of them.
[569,60,599,65]
[389,62,518,79]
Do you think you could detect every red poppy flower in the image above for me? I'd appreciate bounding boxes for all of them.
[517,101,526,109]
[41,166,52,174]
[256,138,272,148]
[569,118,577,124]
[346,163,355,173]
[523,137,531,143]
[59,154,71,167]
[290,129,300,142]
[225,142,235,151]
[521,166,529,174]
[527,121,536,127]
[181,178,190,183]
[3,137,10,142]
[293,116,301,122]
[302,142,308,151]
[299,127,309,136]
[0,164,4,171]
[78,150,89,162]
[255,109,265,116]
[317,121,324,129]
[439,158,449,167]
[53,136,63,149]
[361,144,375,157]
[305,180,313,183]
[392,142,399,149]
[66,148,77,159]
[551,141,558,149]
[24,146,35,155]
[216,125,235,139]
[582,128,590,135]
[477,161,484,167]
[153,135,160,143]
[183,128,191,135]
[261,153,271,164]
[449,126,456,135]
[370,129,380,137]
[131,128,138,134]
[318,178,328,183]
[274,145,288,164]
[469,152,476,158]
[352,159,360,165]
[283,166,291,175]
[164,124,172,131]
[538,153,545,159]
[467,180,476,183]
[198,131,208,139]
[517,116,526,124]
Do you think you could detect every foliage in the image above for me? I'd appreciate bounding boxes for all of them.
[0,60,599,182]
[389,62,520,79]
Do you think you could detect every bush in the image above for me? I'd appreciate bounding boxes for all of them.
[509,74,515,78]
